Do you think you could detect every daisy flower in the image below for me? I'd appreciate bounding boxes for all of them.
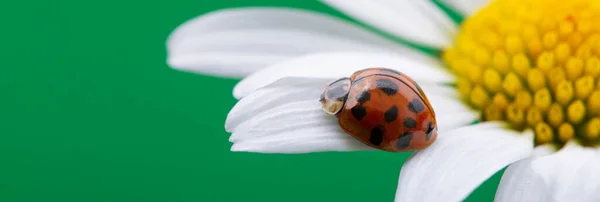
[166,0,600,201]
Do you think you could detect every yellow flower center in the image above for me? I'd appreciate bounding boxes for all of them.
[442,0,600,147]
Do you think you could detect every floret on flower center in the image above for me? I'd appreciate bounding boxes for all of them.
[442,0,600,147]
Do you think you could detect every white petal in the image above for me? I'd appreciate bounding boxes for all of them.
[427,93,471,114]
[226,77,332,133]
[225,77,373,153]
[167,7,426,78]
[230,100,375,153]
[435,111,478,133]
[417,83,458,98]
[320,0,457,48]
[233,51,453,99]
[395,123,534,202]
[495,145,555,202]
[420,85,478,132]
[441,0,491,16]
[532,142,600,202]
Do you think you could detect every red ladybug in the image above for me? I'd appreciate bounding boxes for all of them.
[319,67,438,152]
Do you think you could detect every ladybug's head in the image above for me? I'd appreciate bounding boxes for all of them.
[320,77,351,116]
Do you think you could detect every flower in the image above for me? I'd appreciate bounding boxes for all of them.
[166,0,600,201]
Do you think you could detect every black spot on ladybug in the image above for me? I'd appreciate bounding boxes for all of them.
[426,122,434,133]
[351,105,367,120]
[408,98,425,113]
[384,105,398,123]
[379,68,402,76]
[369,126,385,146]
[426,122,435,141]
[396,132,413,149]
[356,91,371,105]
[404,117,417,128]
[376,78,398,96]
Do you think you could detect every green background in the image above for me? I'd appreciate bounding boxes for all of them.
[1,0,501,201]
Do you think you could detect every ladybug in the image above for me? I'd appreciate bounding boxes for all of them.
[319,67,438,152]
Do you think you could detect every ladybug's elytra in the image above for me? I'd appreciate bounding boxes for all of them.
[319,67,438,152]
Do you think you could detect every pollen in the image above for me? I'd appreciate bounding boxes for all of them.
[442,0,600,147]
[586,118,600,140]
[558,123,575,142]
